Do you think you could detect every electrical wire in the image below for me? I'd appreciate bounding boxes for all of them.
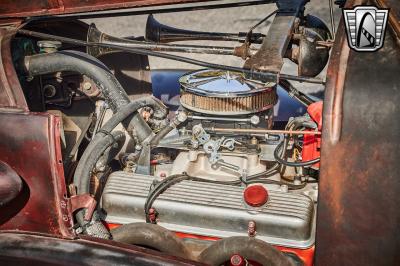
[144,166,305,223]
[273,136,320,167]
[244,9,277,43]
[248,10,278,32]
[279,79,316,107]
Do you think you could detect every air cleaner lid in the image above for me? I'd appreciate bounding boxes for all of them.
[179,69,275,96]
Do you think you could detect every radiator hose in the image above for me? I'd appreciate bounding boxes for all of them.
[23,50,153,141]
[74,97,167,200]
[111,223,193,260]
[198,236,294,266]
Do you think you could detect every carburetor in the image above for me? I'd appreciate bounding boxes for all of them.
[179,69,278,130]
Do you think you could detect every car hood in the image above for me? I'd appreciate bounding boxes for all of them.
[0,0,202,19]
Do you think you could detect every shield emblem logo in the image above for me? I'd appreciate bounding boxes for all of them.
[343,6,389,52]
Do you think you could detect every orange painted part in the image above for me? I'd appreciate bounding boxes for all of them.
[275,245,315,266]
[302,101,323,168]
[103,222,314,265]
[174,232,219,242]
[307,101,323,131]
[302,133,321,168]
[102,222,121,230]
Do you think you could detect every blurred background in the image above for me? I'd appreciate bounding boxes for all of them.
[84,0,342,95]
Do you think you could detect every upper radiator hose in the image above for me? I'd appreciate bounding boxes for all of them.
[111,223,193,260]
[198,236,294,265]
[23,50,152,141]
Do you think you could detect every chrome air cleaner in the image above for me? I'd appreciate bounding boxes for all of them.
[179,69,277,116]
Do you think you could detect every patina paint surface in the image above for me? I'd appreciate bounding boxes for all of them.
[315,1,400,265]
[0,0,204,18]
[0,112,74,237]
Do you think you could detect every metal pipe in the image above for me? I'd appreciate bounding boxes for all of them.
[145,14,265,44]
[188,115,260,125]
[205,127,321,135]
[87,24,255,58]
[104,40,255,56]
[328,0,336,38]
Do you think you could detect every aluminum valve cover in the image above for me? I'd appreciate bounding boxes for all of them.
[101,171,315,248]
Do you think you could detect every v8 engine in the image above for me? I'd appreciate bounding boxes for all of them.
[99,68,321,262]
[8,1,331,264]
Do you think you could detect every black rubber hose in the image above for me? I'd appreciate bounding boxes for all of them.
[74,96,166,198]
[111,223,193,260]
[150,112,187,147]
[95,96,167,135]
[23,50,152,141]
[278,134,290,175]
[150,125,174,146]
[145,174,187,223]
[75,131,125,226]
[274,141,320,167]
[144,173,247,221]
[198,236,294,266]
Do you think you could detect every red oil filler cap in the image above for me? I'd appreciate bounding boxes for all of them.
[243,185,268,207]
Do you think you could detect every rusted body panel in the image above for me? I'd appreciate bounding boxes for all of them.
[0,161,23,206]
[0,0,204,18]
[315,0,400,265]
[0,232,204,265]
[0,28,27,110]
[0,112,75,237]
[377,0,400,40]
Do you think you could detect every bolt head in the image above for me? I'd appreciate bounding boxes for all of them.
[176,111,188,123]
[230,254,245,266]
[83,82,92,91]
[250,115,260,125]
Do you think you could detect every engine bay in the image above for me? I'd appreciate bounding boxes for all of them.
[10,1,332,264]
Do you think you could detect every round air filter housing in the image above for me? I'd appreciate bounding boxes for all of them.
[179,69,277,116]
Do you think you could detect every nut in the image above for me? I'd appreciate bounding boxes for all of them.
[176,111,188,124]
[250,115,260,125]
[248,220,256,237]
[83,82,92,91]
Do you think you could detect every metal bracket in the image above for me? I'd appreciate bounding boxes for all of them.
[244,0,306,75]
[68,194,97,221]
